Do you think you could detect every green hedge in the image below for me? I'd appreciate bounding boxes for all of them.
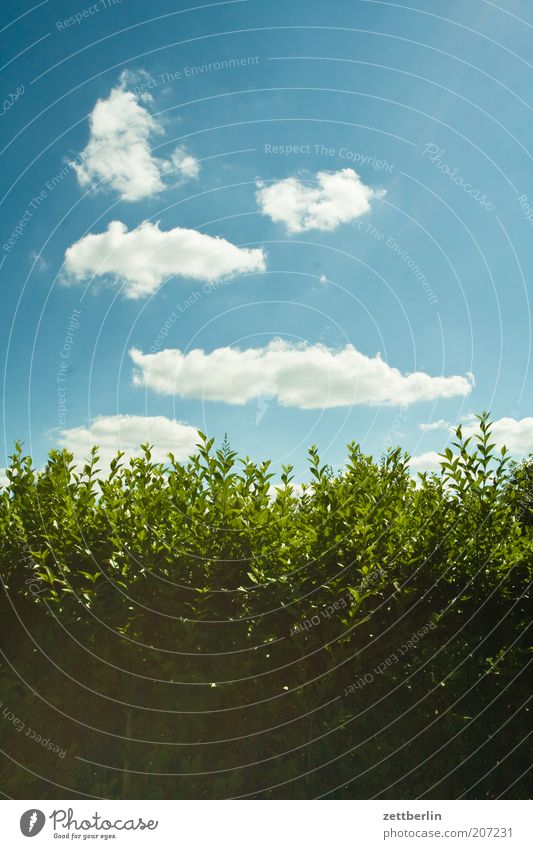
[0,415,531,798]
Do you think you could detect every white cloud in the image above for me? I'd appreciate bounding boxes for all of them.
[55,415,199,470]
[130,340,474,409]
[30,251,48,271]
[73,77,199,201]
[169,146,200,180]
[462,416,533,456]
[256,168,384,233]
[419,419,452,432]
[63,220,266,299]
[0,469,8,489]
[408,451,442,473]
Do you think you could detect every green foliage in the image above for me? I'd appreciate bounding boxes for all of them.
[0,416,530,798]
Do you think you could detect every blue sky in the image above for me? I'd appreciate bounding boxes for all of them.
[1,0,532,482]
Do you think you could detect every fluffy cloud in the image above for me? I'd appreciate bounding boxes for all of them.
[169,146,200,180]
[55,415,199,469]
[130,341,474,408]
[462,416,533,456]
[256,168,384,233]
[63,220,266,299]
[0,469,8,489]
[73,77,199,201]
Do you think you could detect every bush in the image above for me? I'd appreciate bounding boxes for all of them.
[0,414,530,798]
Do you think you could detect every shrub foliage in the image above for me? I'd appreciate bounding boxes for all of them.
[0,414,531,798]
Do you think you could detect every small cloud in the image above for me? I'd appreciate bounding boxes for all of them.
[408,451,442,473]
[461,416,533,456]
[168,146,200,181]
[54,414,199,472]
[30,251,48,271]
[256,168,384,233]
[419,419,451,432]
